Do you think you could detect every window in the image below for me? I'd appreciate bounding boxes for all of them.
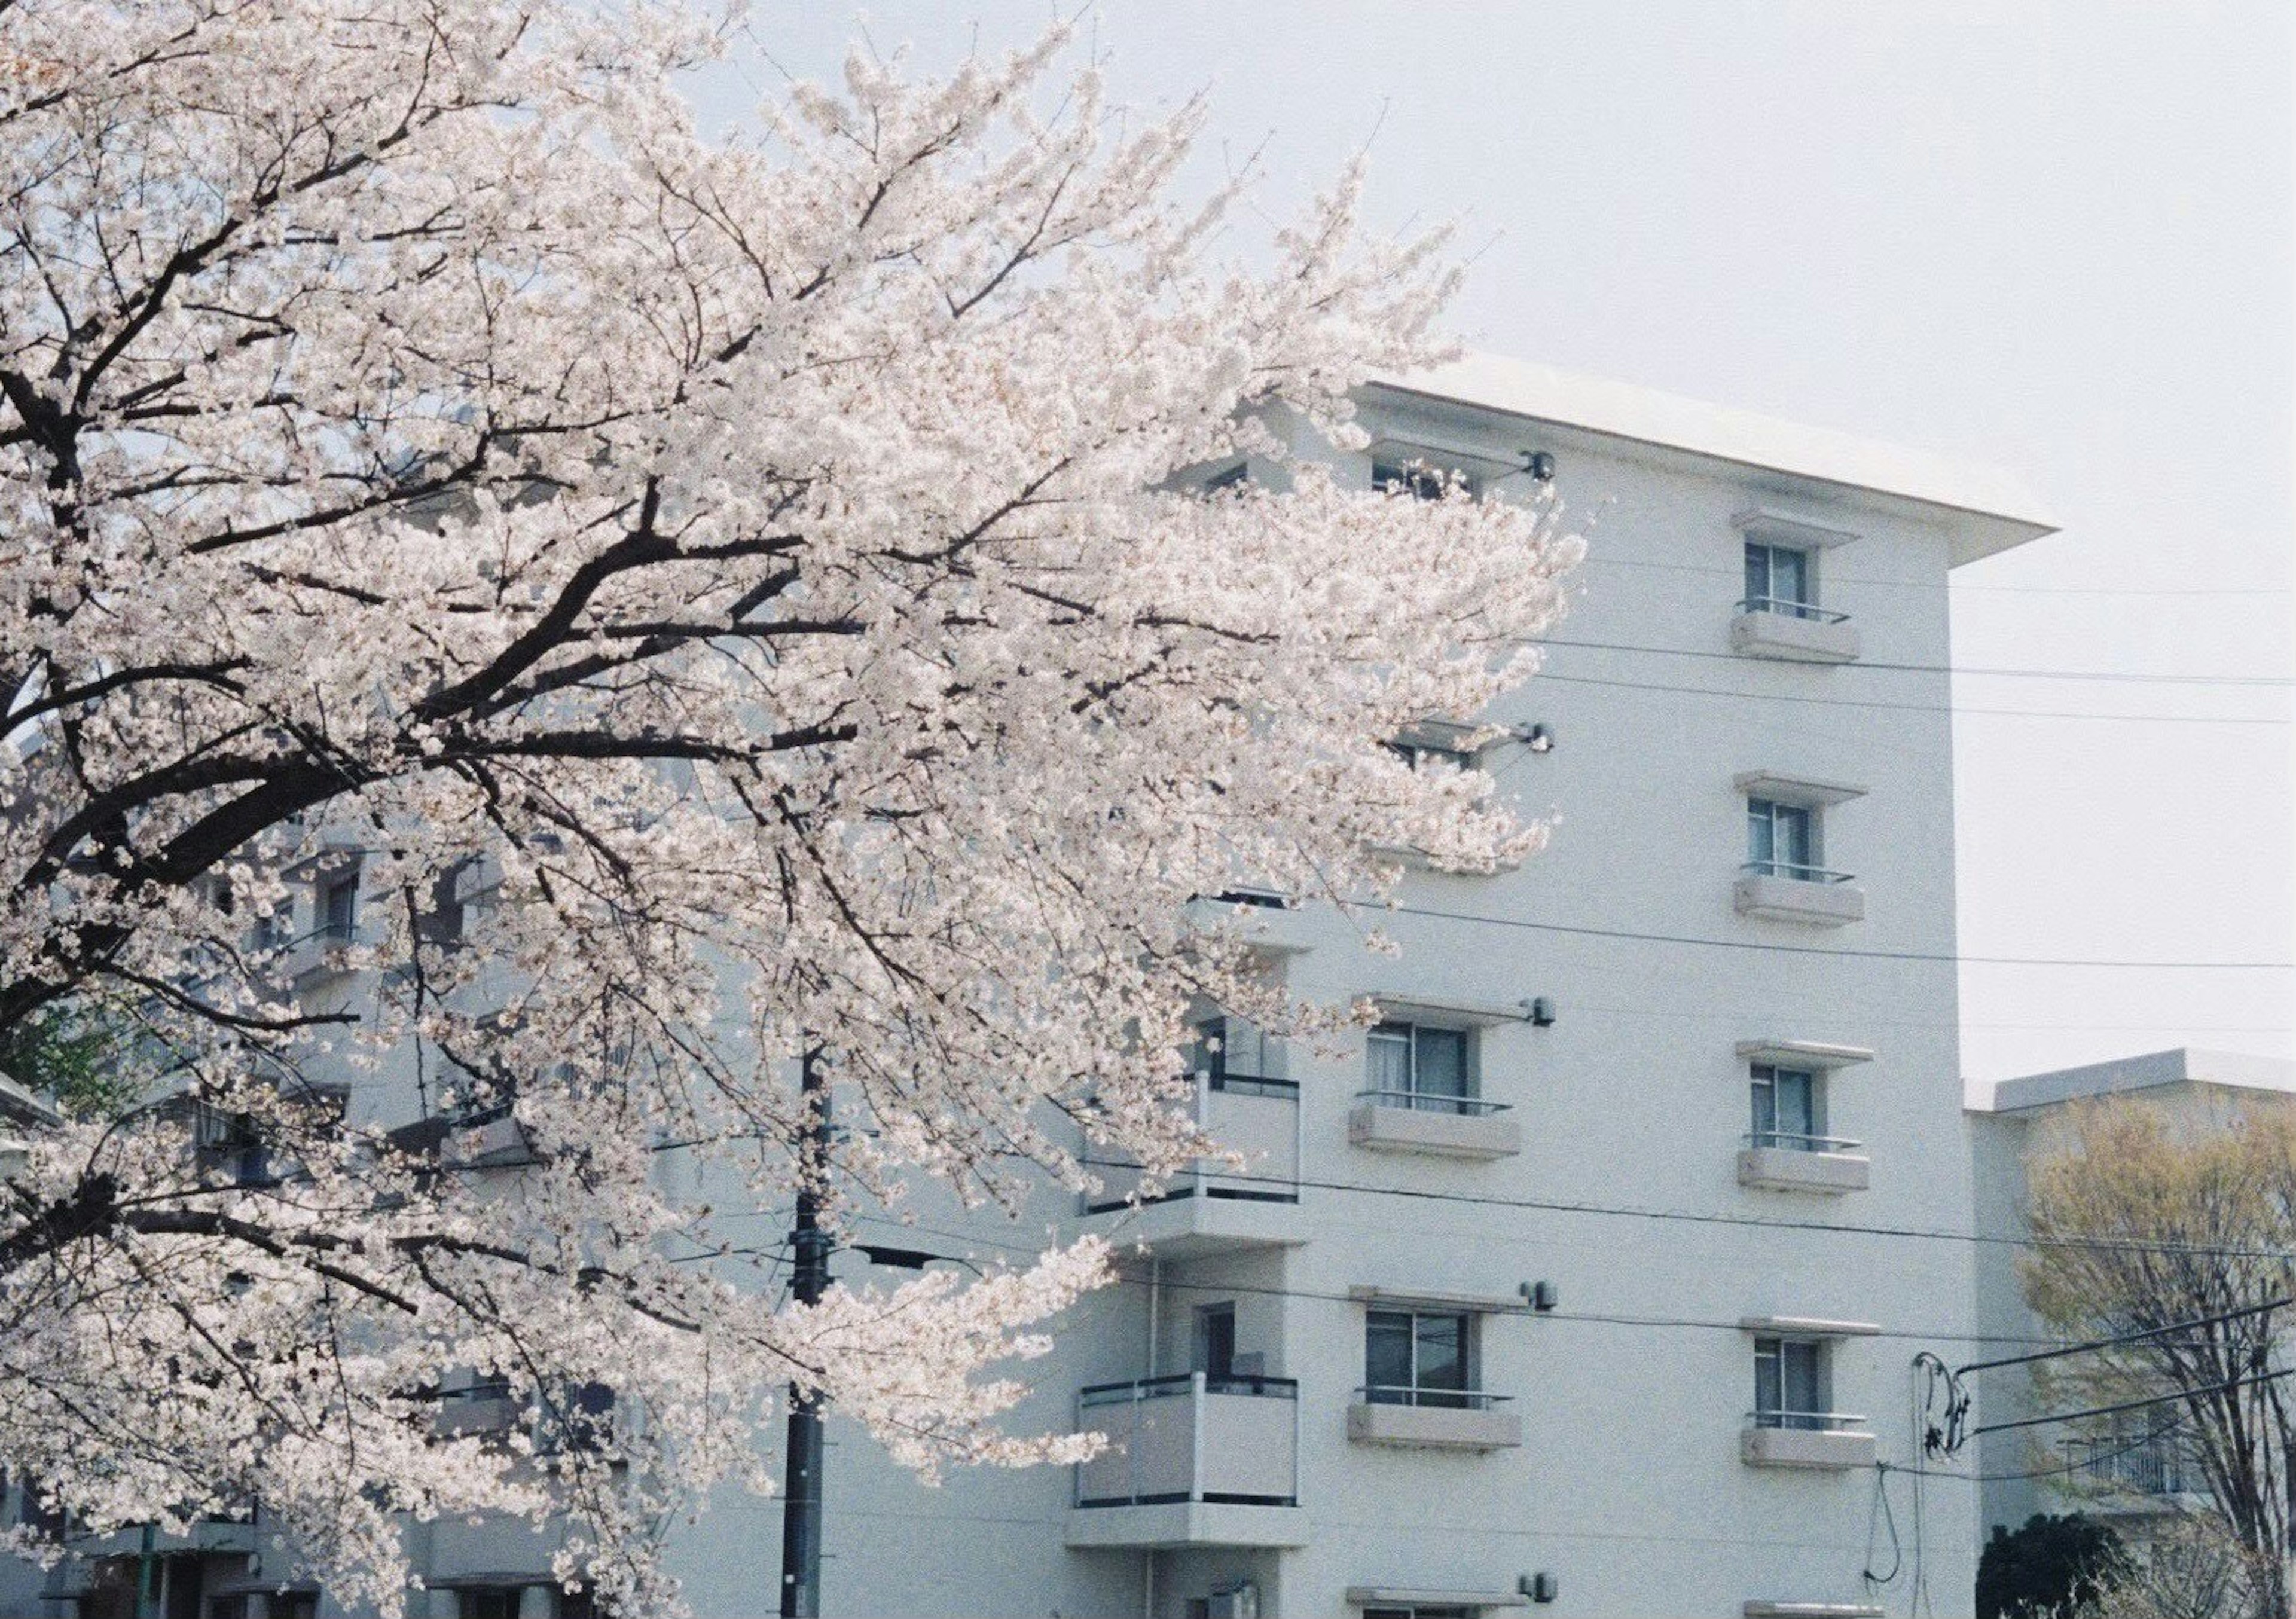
[1745,796,1818,881]
[1193,1303,1236,1379]
[1744,540,1816,618]
[1199,462,1248,496]
[1750,1064,1824,1151]
[459,1591,522,1619]
[1754,1336,1828,1431]
[1365,1308,1470,1409]
[1385,737,1476,772]
[320,872,359,941]
[1373,457,1465,501]
[1366,1021,1471,1113]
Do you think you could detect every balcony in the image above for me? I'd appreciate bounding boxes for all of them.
[1738,1132,1870,1195]
[2059,1435,2207,1515]
[1074,1074,1303,1258]
[1735,863,1865,927]
[1067,1373,1305,1548]
[435,1380,521,1438]
[279,922,368,986]
[447,1106,534,1168]
[1731,599,1861,664]
[1347,1387,1522,1452]
[1348,1091,1521,1160]
[1740,1411,1876,1470]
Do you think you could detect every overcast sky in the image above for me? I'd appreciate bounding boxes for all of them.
[703,2,2295,1089]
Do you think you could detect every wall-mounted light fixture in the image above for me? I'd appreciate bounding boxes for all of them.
[1523,451,1556,482]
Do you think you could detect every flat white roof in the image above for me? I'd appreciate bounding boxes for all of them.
[1982,1047,2296,1114]
[1367,352,2059,561]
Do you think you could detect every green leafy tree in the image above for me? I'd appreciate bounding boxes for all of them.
[1977,1513,2130,1619]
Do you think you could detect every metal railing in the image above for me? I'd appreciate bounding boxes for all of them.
[1357,1385,1513,1411]
[1738,596,1851,624]
[1747,1408,1869,1433]
[1080,1371,1299,1407]
[1741,859,1858,885]
[1744,1130,1865,1155]
[1354,1089,1513,1117]
[1080,1068,1301,1214]
[1208,1073,1300,1100]
[2062,1435,2190,1497]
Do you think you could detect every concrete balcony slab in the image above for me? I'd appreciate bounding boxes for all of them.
[1738,1147,1870,1194]
[1347,1401,1522,1452]
[1735,873,1865,927]
[1740,1426,1876,1470]
[1348,1101,1521,1160]
[1064,1501,1308,1550]
[1731,610,1861,664]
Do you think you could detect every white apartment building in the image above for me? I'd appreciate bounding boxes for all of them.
[0,356,2058,1619]
[1968,1047,2296,1549]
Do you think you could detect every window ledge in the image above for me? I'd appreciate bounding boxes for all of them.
[1738,1147,1870,1194]
[1347,1401,1522,1452]
[1730,610,1861,664]
[1738,1315,1882,1339]
[1739,1426,1876,1470]
[1735,1039,1875,1070]
[1733,771,1869,806]
[1734,873,1866,927]
[1351,1101,1521,1160]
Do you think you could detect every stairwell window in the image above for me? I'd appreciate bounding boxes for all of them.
[1366,1021,1473,1114]
[1365,1308,1471,1409]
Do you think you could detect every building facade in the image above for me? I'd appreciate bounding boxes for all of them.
[1,356,2058,1618]
[1968,1047,2296,1548]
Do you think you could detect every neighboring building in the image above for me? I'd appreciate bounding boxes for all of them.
[0,355,2059,1618]
[1967,1047,2296,1542]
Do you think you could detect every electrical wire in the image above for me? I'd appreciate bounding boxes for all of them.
[1532,636,2295,688]
[1573,552,2291,599]
[1374,903,2295,972]
[1532,668,2288,726]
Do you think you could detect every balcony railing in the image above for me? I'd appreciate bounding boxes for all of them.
[1741,859,1857,885]
[2062,1435,2191,1498]
[1357,1385,1513,1410]
[1083,1071,1300,1214]
[1738,596,1851,624]
[1748,1408,1868,1434]
[1744,1130,1864,1154]
[1075,1372,1299,1508]
[1353,1089,1513,1118]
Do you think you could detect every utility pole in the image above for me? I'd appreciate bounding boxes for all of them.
[779,1046,829,1618]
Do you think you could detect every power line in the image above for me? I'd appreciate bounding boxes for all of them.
[1376,903,2295,972]
[1058,1162,2296,1264]
[1574,552,2292,600]
[1534,669,2288,727]
[1534,636,2295,688]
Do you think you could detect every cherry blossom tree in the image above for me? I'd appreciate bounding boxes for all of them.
[0,1,1580,1609]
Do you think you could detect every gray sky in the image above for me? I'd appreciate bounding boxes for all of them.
[706,1,2295,1087]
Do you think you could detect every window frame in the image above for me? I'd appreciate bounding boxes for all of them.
[319,870,360,942]
[1364,1019,1476,1113]
[1752,1334,1830,1431]
[1749,1062,1825,1151]
[1745,796,1821,881]
[1364,1307,1475,1409]
[1743,539,1819,618]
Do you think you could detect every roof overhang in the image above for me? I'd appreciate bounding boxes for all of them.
[1363,354,2059,565]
